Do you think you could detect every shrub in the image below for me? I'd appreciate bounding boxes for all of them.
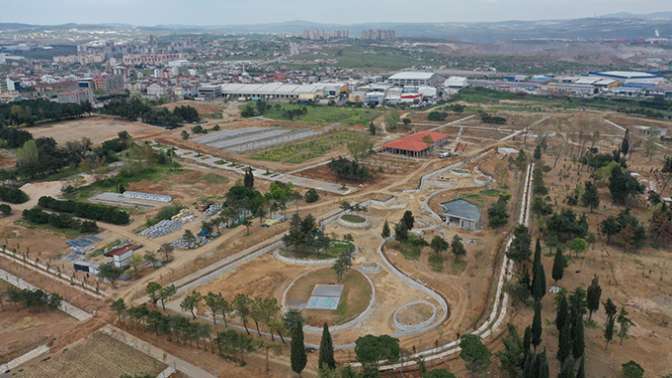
[329,157,371,182]
[0,203,11,216]
[38,196,130,225]
[427,111,448,122]
[304,188,320,203]
[0,186,29,204]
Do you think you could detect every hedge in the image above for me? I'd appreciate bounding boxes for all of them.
[0,186,29,204]
[38,196,130,225]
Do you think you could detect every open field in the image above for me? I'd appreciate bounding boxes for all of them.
[12,332,166,378]
[25,116,162,145]
[260,104,380,126]
[0,302,79,364]
[250,130,366,164]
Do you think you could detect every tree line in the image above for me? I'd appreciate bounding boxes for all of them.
[22,207,99,233]
[0,99,91,126]
[38,196,130,225]
[101,98,200,129]
[2,286,62,311]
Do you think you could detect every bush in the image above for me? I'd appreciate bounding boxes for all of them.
[0,186,29,204]
[329,157,371,182]
[38,196,130,225]
[427,111,449,122]
[304,189,320,203]
[22,207,99,233]
[0,203,11,216]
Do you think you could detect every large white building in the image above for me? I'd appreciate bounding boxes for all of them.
[388,72,441,87]
[218,82,348,101]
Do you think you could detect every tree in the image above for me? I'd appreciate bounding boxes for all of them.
[568,237,588,258]
[355,335,400,365]
[604,298,617,349]
[347,136,373,161]
[558,356,575,378]
[488,195,510,228]
[368,121,377,136]
[291,318,307,375]
[394,222,408,242]
[159,284,176,311]
[233,294,252,335]
[617,306,632,345]
[459,334,491,375]
[552,248,564,283]
[111,298,127,321]
[531,300,543,349]
[422,369,456,378]
[181,130,189,140]
[318,323,336,370]
[304,188,320,203]
[586,275,602,321]
[205,292,224,326]
[497,324,525,378]
[158,243,174,263]
[401,210,415,230]
[531,239,546,301]
[572,310,585,360]
[620,129,630,157]
[431,236,449,254]
[381,220,391,238]
[180,291,202,320]
[243,167,255,189]
[557,319,571,364]
[622,361,644,378]
[581,181,600,212]
[508,225,531,267]
[98,262,123,288]
[555,291,569,331]
[576,356,586,378]
[146,282,162,306]
[451,235,466,259]
[609,166,644,205]
[333,251,351,282]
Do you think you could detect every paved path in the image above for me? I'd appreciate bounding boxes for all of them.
[101,325,216,378]
[0,345,50,374]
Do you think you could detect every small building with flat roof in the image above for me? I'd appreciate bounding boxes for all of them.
[441,199,481,230]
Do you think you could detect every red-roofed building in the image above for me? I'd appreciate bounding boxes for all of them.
[383,130,449,157]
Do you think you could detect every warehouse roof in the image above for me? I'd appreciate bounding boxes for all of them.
[219,82,345,96]
[591,71,659,80]
[383,130,448,152]
[388,71,436,81]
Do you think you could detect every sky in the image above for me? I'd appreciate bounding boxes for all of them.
[2,0,672,25]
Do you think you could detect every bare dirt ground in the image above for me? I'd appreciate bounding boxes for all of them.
[26,116,163,145]
[0,283,79,364]
[12,332,166,378]
[0,149,16,169]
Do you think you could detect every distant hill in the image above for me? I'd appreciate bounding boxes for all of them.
[2,11,672,42]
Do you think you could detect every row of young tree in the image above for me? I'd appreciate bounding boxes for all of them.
[101,98,200,128]
[22,207,99,233]
[38,196,130,225]
[0,99,92,126]
[1,286,62,311]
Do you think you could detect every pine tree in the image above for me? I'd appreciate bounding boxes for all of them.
[532,300,543,349]
[291,319,307,375]
[318,323,336,370]
[381,220,390,238]
[552,248,564,283]
[531,239,547,301]
[586,276,602,321]
[581,181,600,212]
[604,298,617,350]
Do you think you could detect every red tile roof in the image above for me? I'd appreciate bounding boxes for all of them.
[383,130,449,152]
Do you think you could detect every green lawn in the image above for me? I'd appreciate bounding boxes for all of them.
[341,214,366,223]
[250,130,364,164]
[261,104,380,126]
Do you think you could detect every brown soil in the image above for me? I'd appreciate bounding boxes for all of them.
[26,116,163,145]
[13,332,166,378]
[396,302,434,325]
[0,303,79,364]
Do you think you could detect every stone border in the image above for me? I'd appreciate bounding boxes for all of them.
[392,300,438,334]
[281,267,376,335]
[337,214,370,229]
[272,244,358,267]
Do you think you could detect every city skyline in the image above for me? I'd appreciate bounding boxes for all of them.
[1,0,672,26]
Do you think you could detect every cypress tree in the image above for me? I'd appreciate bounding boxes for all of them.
[538,351,549,378]
[291,320,307,375]
[318,323,336,370]
[576,356,586,378]
[586,276,602,321]
[558,356,575,378]
[552,248,564,283]
[572,312,585,360]
[522,352,535,378]
[555,292,569,332]
[531,239,547,301]
[523,326,532,360]
[532,300,543,349]
[557,320,571,363]
[244,167,254,189]
[381,220,390,238]
[603,298,617,350]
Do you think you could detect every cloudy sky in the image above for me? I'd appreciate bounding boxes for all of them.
[2,0,671,25]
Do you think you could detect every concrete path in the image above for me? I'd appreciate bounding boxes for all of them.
[0,345,49,374]
[0,267,93,321]
[101,325,216,378]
